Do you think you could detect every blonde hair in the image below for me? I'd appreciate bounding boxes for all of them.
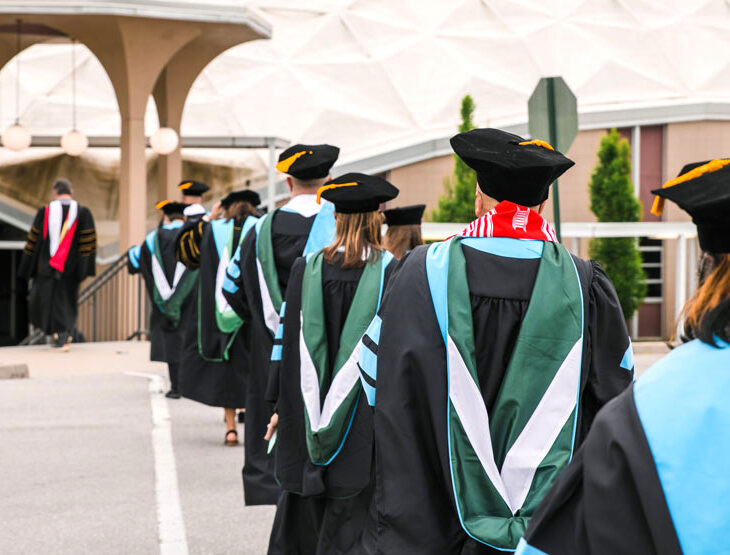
[384,224,423,259]
[323,211,384,269]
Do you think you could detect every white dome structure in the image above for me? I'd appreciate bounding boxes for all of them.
[0,0,729,173]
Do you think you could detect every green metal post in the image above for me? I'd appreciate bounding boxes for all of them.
[547,78,562,242]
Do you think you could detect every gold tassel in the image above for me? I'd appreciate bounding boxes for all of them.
[316,182,359,204]
[518,139,555,151]
[651,159,730,216]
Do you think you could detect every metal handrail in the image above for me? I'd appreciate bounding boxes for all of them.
[77,251,149,342]
[78,254,126,303]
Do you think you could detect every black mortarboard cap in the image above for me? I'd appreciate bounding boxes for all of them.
[651,159,730,253]
[178,180,209,196]
[317,173,399,214]
[155,200,186,216]
[276,144,340,180]
[220,189,261,208]
[450,128,574,207]
[384,204,426,227]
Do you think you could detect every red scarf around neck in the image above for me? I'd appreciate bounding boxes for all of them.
[459,200,557,242]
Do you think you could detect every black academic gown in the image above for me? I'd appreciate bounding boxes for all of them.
[266,253,395,555]
[175,218,249,408]
[127,224,194,391]
[370,244,634,555]
[18,202,96,335]
[224,210,320,506]
[520,336,730,555]
[517,387,681,555]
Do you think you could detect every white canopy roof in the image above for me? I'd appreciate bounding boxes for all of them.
[1,0,729,173]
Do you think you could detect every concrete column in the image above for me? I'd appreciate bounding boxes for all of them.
[153,34,253,204]
[153,68,183,202]
[119,116,147,250]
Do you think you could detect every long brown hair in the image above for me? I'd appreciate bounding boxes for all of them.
[384,224,424,259]
[680,253,730,343]
[323,211,384,269]
[225,201,256,222]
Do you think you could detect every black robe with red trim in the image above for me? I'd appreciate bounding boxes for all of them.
[18,202,96,335]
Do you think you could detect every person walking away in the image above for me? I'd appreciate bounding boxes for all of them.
[178,180,209,221]
[176,190,259,445]
[382,204,425,258]
[127,201,196,398]
[516,159,730,555]
[19,178,96,350]
[265,173,399,555]
[358,129,635,554]
[222,144,339,506]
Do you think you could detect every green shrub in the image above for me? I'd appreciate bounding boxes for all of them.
[588,129,646,319]
[431,95,477,223]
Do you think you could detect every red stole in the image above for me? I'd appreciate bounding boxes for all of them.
[43,204,78,273]
[459,200,557,241]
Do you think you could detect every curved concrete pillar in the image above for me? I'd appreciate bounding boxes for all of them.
[0,6,270,250]
[153,34,257,202]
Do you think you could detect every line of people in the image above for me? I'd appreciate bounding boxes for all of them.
[125,128,730,554]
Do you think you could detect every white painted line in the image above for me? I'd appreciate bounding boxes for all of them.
[128,372,189,555]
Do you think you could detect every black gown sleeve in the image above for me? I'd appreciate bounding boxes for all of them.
[176,219,207,270]
[580,262,634,436]
[18,208,45,280]
[372,246,468,555]
[76,207,97,280]
[266,256,306,405]
[520,387,682,555]
[126,246,141,275]
[222,226,256,321]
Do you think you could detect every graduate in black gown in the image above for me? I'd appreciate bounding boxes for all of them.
[265,173,400,555]
[382,204,425,258]
[222,144,339,506]
[359,129,634,554]
[176,190,260,445]
[127,201,196,398]
[517,160,730,555]
[19,178,96,349]
[178,179,209,221]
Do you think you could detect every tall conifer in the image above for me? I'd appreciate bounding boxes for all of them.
[588,128,646,319]
[432,95,477,223]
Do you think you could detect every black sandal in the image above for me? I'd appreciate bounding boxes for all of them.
[224,429,239,446]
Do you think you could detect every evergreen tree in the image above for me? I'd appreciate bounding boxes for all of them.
[431,95,477,222]
[588,128,646,319]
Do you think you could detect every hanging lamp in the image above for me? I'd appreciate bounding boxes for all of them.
[2,19,31,152]
[61,39,88,156]
[150,127,179,155]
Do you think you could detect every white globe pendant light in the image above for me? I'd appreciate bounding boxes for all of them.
[150,127,179,155]
[61,129,88,156]
[2,20,31,152]
[2,123,31,151]
[61,40,88,157]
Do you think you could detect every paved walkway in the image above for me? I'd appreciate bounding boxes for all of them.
[0,341,274,555]
[0,340,669,555]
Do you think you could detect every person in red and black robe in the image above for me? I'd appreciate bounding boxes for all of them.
[18,178,96,349]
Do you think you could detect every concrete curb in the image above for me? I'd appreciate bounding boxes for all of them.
[0,364,29,379]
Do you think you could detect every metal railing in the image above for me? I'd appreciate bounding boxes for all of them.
[77,255,149,342]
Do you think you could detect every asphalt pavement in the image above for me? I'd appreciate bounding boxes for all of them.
[0,342,274,555]
[0,340,667,555]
